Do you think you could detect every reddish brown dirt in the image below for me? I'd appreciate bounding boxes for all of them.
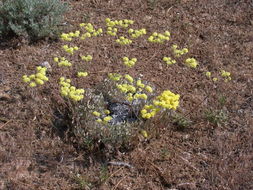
[0,0,252,189]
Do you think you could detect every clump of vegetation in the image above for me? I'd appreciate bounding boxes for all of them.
[22,17,232,154]
[205,109,228,126]
[0,0,68,41]
[69,75,179,152]
[172,112,192,130]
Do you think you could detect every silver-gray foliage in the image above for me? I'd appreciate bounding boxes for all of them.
[0,0,68,41]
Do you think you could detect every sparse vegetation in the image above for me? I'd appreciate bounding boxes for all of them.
[205,109,228,126]
[0,0,68,41]
[172,112,192,130]
[0,0,252,189]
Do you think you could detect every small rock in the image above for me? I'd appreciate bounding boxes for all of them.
[41,61,52,72]
[144,15,152,22]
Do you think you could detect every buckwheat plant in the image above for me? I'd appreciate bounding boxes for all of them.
[21,16,232,153]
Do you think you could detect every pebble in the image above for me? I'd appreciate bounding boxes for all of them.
[40,61,52,72]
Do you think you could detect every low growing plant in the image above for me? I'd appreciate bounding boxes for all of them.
[0,0,68,41]
[205,109,228,126]
[22,17,232,154]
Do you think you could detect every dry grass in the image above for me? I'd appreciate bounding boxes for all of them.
[0,0,252,189]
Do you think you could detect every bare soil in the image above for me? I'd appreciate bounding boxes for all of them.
[0,0,252,189]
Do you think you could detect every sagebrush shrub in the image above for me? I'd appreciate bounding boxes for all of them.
[0,0,68,41]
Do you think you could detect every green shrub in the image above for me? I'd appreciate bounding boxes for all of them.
[205,109,228,126]
[0,0,68,41]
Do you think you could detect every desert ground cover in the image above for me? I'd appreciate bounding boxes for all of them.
[0,0,252,189]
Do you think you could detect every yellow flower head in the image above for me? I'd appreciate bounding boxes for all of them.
[104,110,110,115]
[108,73,122,81]
[185,58,198,68]
[205,72,211,78]
[145,85,153,93]
[92,111,101,117]
[124,74,134,83]
[103,116,112,122]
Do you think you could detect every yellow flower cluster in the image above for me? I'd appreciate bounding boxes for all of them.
[133,93,148,100]
[140,90,180,119]
[92,111,101,117]
[113,74,153,102]
[116,36,132,45]
[136,79,145,88]
[105,18,134,28]
[80,32,92,40]
[128,28,146,38]
[122,57,137,67]
[54,57,72,67]
[108,73,122,81]
[62,45,79,55]
[92,110,112,124]
[205,70,231,82]
[153,90,180,110]
[116,83,136,94]
[59,77,85,101]
[80,55,93,62]
[60,30,80,41]
[140,130,148,138]
[205,71,211,78]
[148,31,170,43]
[22,66,49,87]
[107,27,118,36]
[104,109,110,115]
[221,70,231,82]
[163,57,176,65]
[77,72,88,77]
[79,23,103,37]
[213,77,218,82]
[185,58,198,68]
[145,85,153,93]
[125,92,148,102]
[141,104,160,119]
[124,74,134,83]
[172,45,188,57]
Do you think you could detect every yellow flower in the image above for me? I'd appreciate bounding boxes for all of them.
[144,113,151,119]
[163,57,169,62]
[60,90,68,97]
[29,74,36,80]
[136,80,145,88]
[139,93,148,100]
[221,70,231,78]
[141,109,147,114]
[65,79,71,83]
[124,74,134,83]
[54,57,59,62]
[154,90,180,110]
[140,130,148,138]
[104,110,110,115]
[96,119,102,123]
[35,78,44,85]
[205,72,211,78]
[213,77,218,82]
[92,111,101,117]
[29,82,36,87]
[77,72,88,77]
[108,73,122,81]
[103,116,112,122]
[22,75,30,83]
[185,58,198,68]
[145,85,153,93]
[76,89,85,94]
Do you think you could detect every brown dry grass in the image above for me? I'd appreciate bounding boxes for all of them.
[0,0,252,189]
